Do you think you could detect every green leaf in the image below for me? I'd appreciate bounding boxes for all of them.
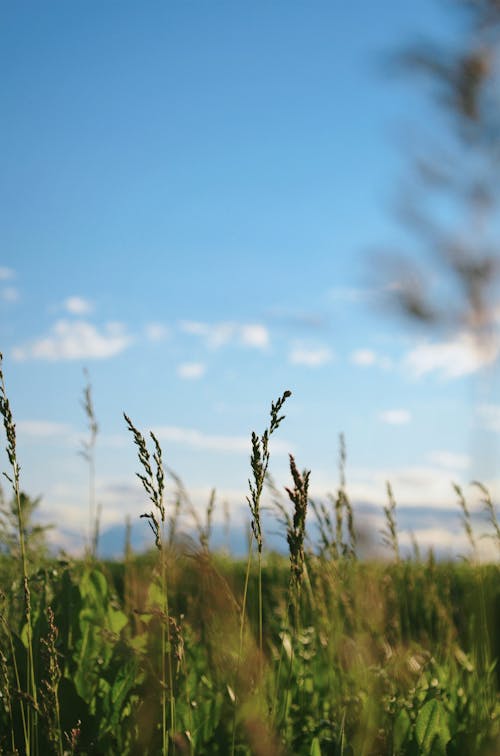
[415,699,451,754]
[79,607,97,625]
[110,658,137,724]
[129,633,148,652]
[146,579,164,610]
[107,607,127,635]
[393,708,412,752]
[80,568,108,603]
[310,736,322,756]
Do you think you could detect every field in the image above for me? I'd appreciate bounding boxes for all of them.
[0,362,499,755]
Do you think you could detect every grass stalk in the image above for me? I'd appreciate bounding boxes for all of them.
[0,354,38,755]
[455,484,492,698]
[277,454,310,726]
[454,483,477,558]
[80,369,99,560]
[124,414,175,755]
[0,614,27,753]
[41,606,64,756]
[231,390,291,755]
[382,482,400,562]
[246,389,291,656]
[473,480,500,552]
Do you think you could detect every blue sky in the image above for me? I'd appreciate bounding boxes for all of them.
[1,1,499,558]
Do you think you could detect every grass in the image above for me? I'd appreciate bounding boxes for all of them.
[0,354,498,754]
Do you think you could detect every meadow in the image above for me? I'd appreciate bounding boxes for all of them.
[0,356,499,755]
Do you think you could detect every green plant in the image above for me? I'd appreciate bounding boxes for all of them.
[0,353,38,755]
[382,482,400,562]
[80,369,99,560]
[0,371,497,755]
[246,389,291,654]
[124,413,175,755]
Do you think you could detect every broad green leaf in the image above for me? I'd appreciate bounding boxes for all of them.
[415,699,451,754]
[110,659,137,725]
[146,579,165,610]
[79,607,97,625]
[129,633,148,652]
[310,736,322,755]
[393,708,411,752]
[107,607,127,635]
[79,568,108,605]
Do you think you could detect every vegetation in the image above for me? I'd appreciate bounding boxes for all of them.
[0,355,498,755]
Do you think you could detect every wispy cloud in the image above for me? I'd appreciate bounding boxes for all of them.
[145,322,170,342]
[289,345,333,367]
[17,420,74,438]
[328,286,373,304]
[180,320,270,350]
[350,349,393,369]
[13,320,133,361]
[152,425,290,454]
[379,409,411,425]
[351,349,376,366]
[0,267,15,281]
[477,404,500,432]
[63,296,94,315]
[1,286,19,303]
[347,465,470,510]
[265,306,327,331]
[404,331,500,380]
[177,362,206,380]
[398,528,498,561]
[427,450,471,471]
[239,324,269,348]
[40,479,251,543]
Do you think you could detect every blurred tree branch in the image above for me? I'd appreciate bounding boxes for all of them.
[378,0,500,353]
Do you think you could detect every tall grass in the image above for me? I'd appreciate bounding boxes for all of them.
[124,413,175,755]
[0,353,38,756]
[80,369,99,560]
[231,390,291,755]
[245,389,291,656]
[0,357,498,755]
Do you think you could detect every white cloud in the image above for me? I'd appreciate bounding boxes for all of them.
[304,464,490,521]
[350,349,393,370]
[428,450,471,471]
[240,324,269,348]
[1,286,19,303]
[145,322,170,342]
[180,320,231,347]
[477,404,500,433]
[152,425,290,454]
[379,409,412,425]
[398,528,498,561]
[37,478,252,549]
[329,286,372,303]
[351,349,376,366]
[13,320,132,361]
[289,345,333,367]
[347,465,468,509]
[0,267,15,281]
[404,331,500,380]
[63,296,93,315]
[180,320,270,350]
[17,420,74,439]
[177,362,206,380]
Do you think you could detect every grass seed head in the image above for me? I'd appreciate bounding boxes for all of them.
[285,453,311,593]
[247,390,291,554]
[124,413,166,550]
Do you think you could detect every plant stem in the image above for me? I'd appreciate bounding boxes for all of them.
[0,356,38,755]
